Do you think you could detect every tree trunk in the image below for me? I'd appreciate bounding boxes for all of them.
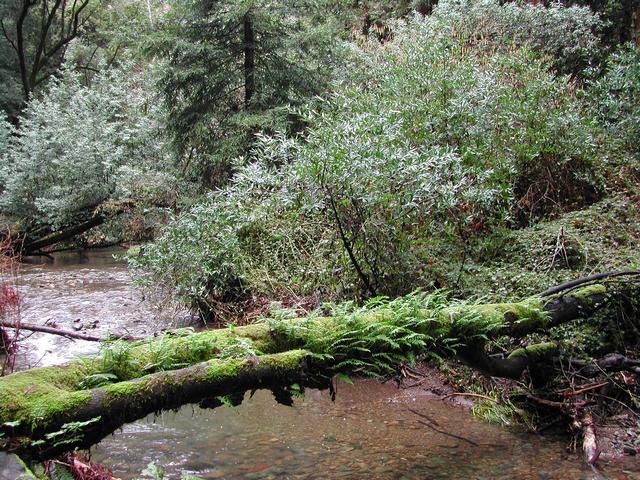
[16,201,132,256]
[243,12,255,107]
[15,1,32,100]
[20,214,107,255]
[6,351,310,460]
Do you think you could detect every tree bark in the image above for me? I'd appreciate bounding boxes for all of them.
[3,0,91,102]
[21,214,107,255]
[4,351,311,460]
[16,200,133,255]
[243,12,255,106]
[15,0,35,100]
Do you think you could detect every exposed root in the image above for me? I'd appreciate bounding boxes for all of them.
[572,410,600,466]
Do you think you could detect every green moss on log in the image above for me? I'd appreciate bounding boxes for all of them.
[105,323,282,381]
[204,358,247,382]
[0,387,92,430]
[444,297,547,338]
[257,349,307,371]
[0,363,99,428]
[103,379,147,403]
[0,284,612,439]
[0,294,550,428]
[507,342,558,360]
[566,284,607,302]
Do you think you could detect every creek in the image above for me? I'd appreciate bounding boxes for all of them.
[1,250,639,479]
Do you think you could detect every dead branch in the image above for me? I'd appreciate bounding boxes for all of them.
[0,320,141,342]
[539,270,640,297]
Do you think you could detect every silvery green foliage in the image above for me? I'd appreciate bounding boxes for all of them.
[587,45,640,157]
[428,0,601,75]
[138,1,603,306]
[134,194,248,305]
[0,63,173,229]
[0,112,10,160]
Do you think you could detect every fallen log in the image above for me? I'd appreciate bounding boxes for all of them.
[571,353,640,377]
[0,281,635,458]
[21,214,107,255]
[14,201,134,256]
[539,270,640,297]
[4,350,311,460]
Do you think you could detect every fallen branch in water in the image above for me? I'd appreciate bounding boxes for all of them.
[0,320,142,342]
[441,392,499,403]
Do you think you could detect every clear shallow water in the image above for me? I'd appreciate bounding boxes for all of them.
[90,382,640,480]
[2,250,640,479]
[12,248,184,367]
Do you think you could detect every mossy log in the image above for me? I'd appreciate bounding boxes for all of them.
[0,283,623,458]
[3,351,310,459]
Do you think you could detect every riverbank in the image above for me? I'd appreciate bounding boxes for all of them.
[1,250,639,479]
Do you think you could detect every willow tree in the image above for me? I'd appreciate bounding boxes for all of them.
[155,0,342,187]
[0,63,177,254]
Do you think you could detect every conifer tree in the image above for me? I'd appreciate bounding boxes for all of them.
[155,0,341,186]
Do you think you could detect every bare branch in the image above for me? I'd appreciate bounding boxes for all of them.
[30,0,64,88]
[0,19,18,54]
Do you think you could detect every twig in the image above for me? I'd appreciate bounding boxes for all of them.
[591,393,640,420]
[403,365,426,377]
[539,270,640,297]
[564,382,609,397]
[403,378,428,389]
[441,392,498,403]
[408,407,441,426]
[409,408,481,446]
[526,395,565,408]
[413,418,480,446]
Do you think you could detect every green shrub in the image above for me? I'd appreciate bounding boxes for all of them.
[426,0,602,75]
[460,194,640,300]
[587,45,640,160]
[0,63,176,231]
[136,0,606,311]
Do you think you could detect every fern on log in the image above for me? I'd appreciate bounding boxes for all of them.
[0,282,630,459]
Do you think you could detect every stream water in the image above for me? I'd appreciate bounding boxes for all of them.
[2,250,640,479]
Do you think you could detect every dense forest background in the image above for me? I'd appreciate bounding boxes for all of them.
[0,0,638,323]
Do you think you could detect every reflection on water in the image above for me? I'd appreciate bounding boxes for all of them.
[4,250,640,479]
[92,381,619,480]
